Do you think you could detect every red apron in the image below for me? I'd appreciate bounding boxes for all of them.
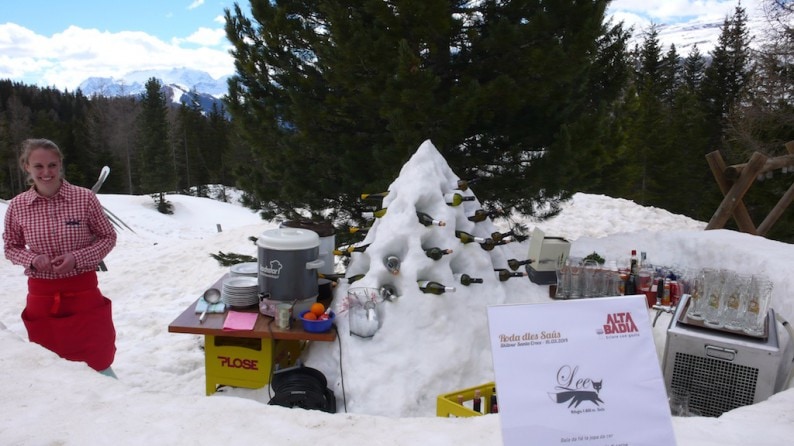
[21,271,116,371]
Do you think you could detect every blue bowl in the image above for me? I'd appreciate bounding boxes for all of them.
[299,310,335,333]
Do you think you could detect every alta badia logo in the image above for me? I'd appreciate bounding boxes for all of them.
[597,311,639,338]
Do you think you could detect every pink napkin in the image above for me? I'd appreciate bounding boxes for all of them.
[222,311,258,331]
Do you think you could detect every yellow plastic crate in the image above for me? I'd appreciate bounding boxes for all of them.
[436,382,497,417]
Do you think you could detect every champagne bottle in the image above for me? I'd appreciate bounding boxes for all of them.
[495,268,527,282]
[360,191,389,200]
[417,211,446,227]
[380,283,398,301]
[318,273,365,284]
[455,230,487,244]
[454,177,480,191]
[444,192,476,207]
[425,247,453,260]
[384,255,400,274]
[507,258,533,271]
[466,209,492,223]
[362,208,387,219]
[491,230,514,242]
[348,226,371,235]
[479,238,497,251]
[417,280,456,295]
[333,243,371,257]
[456,273,484,286]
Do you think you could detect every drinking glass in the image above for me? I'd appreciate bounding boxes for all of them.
[703,268,727,328]
[637,267,654,307]
[568,257,583,299]
[742,274,774,336]
[685,269,707,320]
[555,257,569,299]
[721,274,751,331]
[582,260,599,297]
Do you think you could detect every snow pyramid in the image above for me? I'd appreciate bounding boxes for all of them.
[304,139,533,417]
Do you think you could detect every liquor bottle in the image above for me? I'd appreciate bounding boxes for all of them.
[417,280,456,295]
[629,250,639,276]
[454,230,487,244]
[444,192,476,207]
[360,191,389,200]
[507,258,533,271]
[318,273,365,284]
[425,247,453,260]
[456,273,484,286]
[417,211,446,227]
[661,277,672,306]
[624,273,637,295]
[454,177,480,191]
[655,276,665,305]
[362,208,387,219]
[495,269,527,281]
[333,243,371,257]
[473,389,482,413]
[490,388,498,414]
[384,255,400,274]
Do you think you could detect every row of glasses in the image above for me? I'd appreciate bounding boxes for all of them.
[555,257,623,299]
[685,268,774,336]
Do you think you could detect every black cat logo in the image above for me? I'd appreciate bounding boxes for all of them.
[549,380,604,408]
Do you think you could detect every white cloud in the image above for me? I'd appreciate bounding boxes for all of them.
[0,24,233,91]
[188,0,205,10]
[608,0,766,23]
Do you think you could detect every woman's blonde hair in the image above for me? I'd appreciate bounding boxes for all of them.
[19,138,64,185]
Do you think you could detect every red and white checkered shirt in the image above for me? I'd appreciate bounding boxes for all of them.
[3,180,117,279]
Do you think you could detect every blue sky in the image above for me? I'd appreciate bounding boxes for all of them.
[0,0,765,91]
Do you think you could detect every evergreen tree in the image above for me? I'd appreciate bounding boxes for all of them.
[224,0,629,221]
[137,77,175,211]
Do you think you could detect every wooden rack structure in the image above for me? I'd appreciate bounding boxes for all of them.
[705,141,794,236]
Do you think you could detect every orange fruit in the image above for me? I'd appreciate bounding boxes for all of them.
[310,302,325,317]
[303,312,318,321]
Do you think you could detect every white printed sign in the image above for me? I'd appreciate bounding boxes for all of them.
[487,295,677,446]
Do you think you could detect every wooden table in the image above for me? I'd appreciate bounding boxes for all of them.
[168,277,336,395]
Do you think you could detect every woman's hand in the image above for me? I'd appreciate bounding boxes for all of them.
[32,254,53,272]
[51,253,76,274]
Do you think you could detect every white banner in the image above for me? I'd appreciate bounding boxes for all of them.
[487,295,676,446]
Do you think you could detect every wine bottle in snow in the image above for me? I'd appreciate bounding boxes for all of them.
[454,177,480,191]
[495,268,527,282]
[425,247,453,260]
[417,280,456,295]
[384,255,400,274]
[456,273,484,286]
[362,208,387,219]
[333,243,371,257]
[348,226,371,235]
[416,211,445,227]
[491,230,514,242]
[444,192,475,207]
[380,283,398,301]
[360,191,389,200]
[318,273,365,284]
[507,258,533,271]
[467,209,496,223]
[454,230,487,244]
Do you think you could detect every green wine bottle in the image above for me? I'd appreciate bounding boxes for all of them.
[384,255,401,274]
[454,177,480,191]
[457,273,484,286]
[491,230,514,242]
[360,191,389,200]
[417,211,446,227]
[507,258,533,271]
[455,230,487,244]
[348,226,371,235]
[467,209,492,223]
[318,273,366,284]
[333,243,371,257]
[444,192,476,207]
[495,269,527,282]
[417,280,456,295]
[425,247,453,260]
[362,208,387,219]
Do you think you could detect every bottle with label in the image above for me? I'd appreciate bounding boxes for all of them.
[507,258,533,271]
[417,280,456,295]
[495,269,527,282]
[360,191,389,200]
[384,255,400,275]
[444,192,476,207]
[661,277,672,306]
[455,273,484,286]
[629,250,639,276]
[455,230,487,244]
[424,247,453,260]
[491,230,514,242]
[417,211,446,227]
[348,226,371,235]
[333,243,371,257]
[362,208,387,219]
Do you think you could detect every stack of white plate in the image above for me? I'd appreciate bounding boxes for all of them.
[230,262,258,277]
[221,276,259,308]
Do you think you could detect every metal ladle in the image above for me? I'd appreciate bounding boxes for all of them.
[199,288,221,323]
